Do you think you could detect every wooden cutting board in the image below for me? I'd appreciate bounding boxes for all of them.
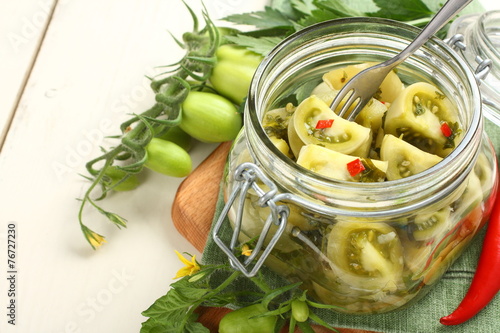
[171,142,379,333]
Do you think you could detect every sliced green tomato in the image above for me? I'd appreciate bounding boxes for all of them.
[311,82,388,135]
[326,222,404,292]
[383,82,462,157]
[399,233,432,275]
[262,103,295,140]
[323,62,404,103]
[311,82,338,105]
[297,144,387,182]
[311,82,390,137]
[380,134,442,181]
[293,95,372,157]
[411,206,452,241]
[451,171,484,217]
[474,151,495,195]
[287,112,306,159]
[354,99,388,134]
[269,136,293,159]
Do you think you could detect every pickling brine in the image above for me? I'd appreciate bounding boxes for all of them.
[217,18,498,314]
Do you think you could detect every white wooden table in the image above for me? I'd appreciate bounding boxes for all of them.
[0,1,497,332]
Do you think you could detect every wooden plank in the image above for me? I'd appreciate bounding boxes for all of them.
[0,0,57,146]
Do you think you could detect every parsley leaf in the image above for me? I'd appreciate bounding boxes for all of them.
[270,0,303,20]
[314,0,365,17]
[140,277,211,332]
[296,8,343,28]
[291,0,317,15]
[223,6,293,29]
[368,0,433,21]
[225,34,284,56]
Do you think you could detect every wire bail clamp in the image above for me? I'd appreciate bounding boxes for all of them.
[212,162,290,277]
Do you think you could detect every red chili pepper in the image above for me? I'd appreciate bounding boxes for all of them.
[346,159,365,177]
[315,119,334,129]
[440,122,452,137]
[440,190,500,325]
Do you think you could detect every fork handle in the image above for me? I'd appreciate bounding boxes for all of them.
[387,0,473,68]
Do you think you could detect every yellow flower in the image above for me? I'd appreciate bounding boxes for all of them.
[174,250,200,279]
[82,225,106,249]
[88,231,106,249]
[241,244,253,257]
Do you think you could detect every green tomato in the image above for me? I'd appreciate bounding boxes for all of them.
[144,138,192,177]
[101,166,140,191]
[180,91,242,143]
[219,304,277,333]
[291,299,309,323]
[209,44,263,105]
[156,126,194,152]
[215,44,263,68]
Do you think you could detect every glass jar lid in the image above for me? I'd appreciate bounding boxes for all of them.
[447,10,500,126]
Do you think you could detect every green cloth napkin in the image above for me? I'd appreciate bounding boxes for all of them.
[201,116,500,332]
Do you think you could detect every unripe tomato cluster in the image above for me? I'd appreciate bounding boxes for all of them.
[106,45,263,190]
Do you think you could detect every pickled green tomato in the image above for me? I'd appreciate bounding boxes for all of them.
[291,95,372,157]
[297,144,388,182]
[326,222,404,292]
[380,134,442,181]
[323,62,404,103]
[180,91,242,143]
[144,138,192,177]
[384,82,462,157]
[311,81,388,144]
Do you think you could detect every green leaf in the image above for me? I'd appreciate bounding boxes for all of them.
[308,312,340,332]
[296,8,342,28]
[291,0,317,16]
[270,0,303,20]
[368,0,433,21]
[296,321,316,333]
[223,6,293,30]
[225,35,283,56]
[140,314,209,333]
[141,278,210,323]
[314,0,365,17]
[261,282,302,309]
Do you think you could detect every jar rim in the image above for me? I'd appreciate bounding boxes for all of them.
[478,10,500,60]
[245,17,483,212]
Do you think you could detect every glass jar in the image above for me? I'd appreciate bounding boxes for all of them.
[447,10,500,126]
[213,18,498,314]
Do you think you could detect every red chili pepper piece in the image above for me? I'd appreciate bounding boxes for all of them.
[440,122,453,137]
[440,188,500,325]
[347,159,365,177]
[315,119,334,129]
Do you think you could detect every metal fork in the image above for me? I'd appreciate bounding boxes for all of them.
[331,0,473,121]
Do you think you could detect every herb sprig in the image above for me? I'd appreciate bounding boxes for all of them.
[222,0,449,56]
[140,252,341,332]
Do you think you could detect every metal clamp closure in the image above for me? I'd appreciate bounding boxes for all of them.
[212,162,290,277]
[446,34,492,83]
